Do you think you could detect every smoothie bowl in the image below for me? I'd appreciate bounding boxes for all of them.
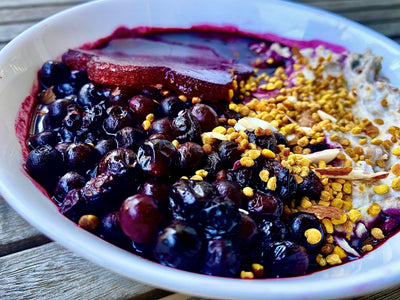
[2,0,400,299]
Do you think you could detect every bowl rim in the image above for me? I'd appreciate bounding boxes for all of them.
[2,0,400,299]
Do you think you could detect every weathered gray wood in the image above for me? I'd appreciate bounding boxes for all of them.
[0,242,162,300]
[0,21,37,42]
[0,199,50,257]
[298,0,400,11]
[0,0,84,9]
[0,5,78,24]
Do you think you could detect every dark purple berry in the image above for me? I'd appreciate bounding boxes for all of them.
[160,95,185,118]
[213,179,243,207]
[39,60,71,89]
[247,131,277,153]
[65,142,95,173]
[177,142,205,170]
[258,218,290,245]
[109,86,134,106]
[99,211,132,248]
[54,171,86,203]
[63,111,82,131]
[128,95,157,122]
[115,126,146,151]
[47,98,74,125]
[81,172,121,213]
[137,139,177,177]
[60,189,86,222]
[149,117,173,138]
[190,103,219,132]
[172,109,201,143]
[203,151,222,179]
[153,220,203,271]
[78,82,107,108]
[200,238,241,278]
[119,194,163,243]
[139,179,170,208]
[103,105,134,134]
[238,211,258,243]
[247,192,283,218]
[287,212,325,252]
[27,131,58,150]
[218,141,242,168]
[25,145,64,189]
[94,139,117,158]
[260,240,309,278]
[197,197,241,238]
[297,170,323,201]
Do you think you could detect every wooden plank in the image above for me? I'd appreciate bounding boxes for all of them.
[0,0,84,9]
[0,5,77,24]
[297,0,400,11]
[0,199,50,257]
[339,8,400,24]
[0,242,164,300]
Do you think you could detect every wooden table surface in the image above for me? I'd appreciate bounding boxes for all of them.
[2,0,400,299]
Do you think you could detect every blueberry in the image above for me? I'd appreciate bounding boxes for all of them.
[54,82,76,98]
[115,126,146,151]
[97,147,140,195]
[94,139,117,158]
[153,220,203,271]
[149,117,173,138]
[247,131,277,153]
[260,159,297,203]
[82,104,106,129]
[200,238,241,278]
[139,86,163,101]
[27,131,59,150]
[203,151,223,179]
[259,240,309,278]
[60,189,86,222]
[109,86,134,106]
[128,95,158,122]
[287,212,325,252]
[218,141,242,168]
[273,132,288,147]
[47,98,74,125]
[39,60,71,89]
[78,83,107,108]
[169,179,214,220]
[119,194,163,243]
[213,179,243,207]
[65,142,95,174]
[172,109,201,143]
[25,145,64,189]
[103,106,134,134]
[297,170,323,201]
[160,95,185,118]
[190,103,219,132]
[139,179,170,208]
[69,70,89,89]
[98,211,132,249]
[258,218,290,245]
[197,196,241,238]
[81,172,122,213]
[227,166,254,189]
[238,211,258,243]
[177,142,205,170]
[137,139,178,177]
[63,111,82,131]
[247,191,283,218]
[53,171,86,203]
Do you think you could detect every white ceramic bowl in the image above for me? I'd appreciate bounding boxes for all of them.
[2,0,400,299]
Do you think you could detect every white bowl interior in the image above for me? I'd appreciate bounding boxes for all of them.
[1,0,400,299]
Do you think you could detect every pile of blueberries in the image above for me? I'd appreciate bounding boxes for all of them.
[25,60,328,278]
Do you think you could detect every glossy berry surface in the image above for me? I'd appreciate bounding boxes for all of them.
[119,194,163,243]
[153,220,203,271]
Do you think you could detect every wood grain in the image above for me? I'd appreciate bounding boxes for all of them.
[0,242,166,300]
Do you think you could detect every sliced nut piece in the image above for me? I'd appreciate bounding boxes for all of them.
[235,117,277,132]
[301,204,345,220]
[315,167,389,180]
[202,132,227,140]
[302,149,340,164]
[317,110,337,123]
